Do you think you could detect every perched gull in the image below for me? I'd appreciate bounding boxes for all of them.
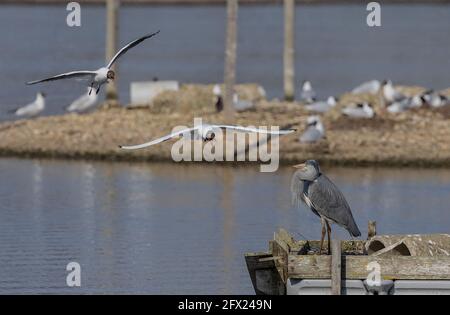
[300,80,316,104]
[66,88,98,113]
[213,84,223,112]
[351,80,381,95]
[300,116,325,143]
[233,93,254,112]
[342,102,375,119]
[422,90,450,108]
[387,95,424,113]
[212,85,254,112]
[11,92,46,117]
[27,31,160,95]
[382,80,405,104]
[304,96,337,113]
[119,124,296,150]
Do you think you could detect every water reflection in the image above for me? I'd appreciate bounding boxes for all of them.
[0,159,449,293]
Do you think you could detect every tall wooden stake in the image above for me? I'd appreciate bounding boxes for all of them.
[106,0,119,101]
[223,0,238,121]
[331,239,342,295]
[283,0,295,102]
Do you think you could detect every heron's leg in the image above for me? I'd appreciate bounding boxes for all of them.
[319,218,326,255]
[325,220,332,255]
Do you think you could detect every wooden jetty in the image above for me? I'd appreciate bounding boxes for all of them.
[245,223,450,295]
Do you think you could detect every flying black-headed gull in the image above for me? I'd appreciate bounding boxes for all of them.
[27,31,160,95]
[11,92,46,117]
[382,80,405,104]
[300,80,316,104]
[304,96,337,113]
[66,88,98,113]
[351,80,381,95]
[299,116,325,143]
[119,124,296,150]
[342,102,375,118]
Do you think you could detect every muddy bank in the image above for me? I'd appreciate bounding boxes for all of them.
[1,84,450,167]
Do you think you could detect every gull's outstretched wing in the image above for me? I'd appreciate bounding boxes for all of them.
[107,31,160,69]
[217,125,296,135]
[118,127,197,150]
[26,71,97,85]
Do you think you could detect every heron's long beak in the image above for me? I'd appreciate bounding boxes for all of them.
[293,163,306,169]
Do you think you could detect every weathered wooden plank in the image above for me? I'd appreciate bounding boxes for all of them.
[366,234,450,256]
[288,255,450,280]
[331,240,342,295]
[244,252,285,295]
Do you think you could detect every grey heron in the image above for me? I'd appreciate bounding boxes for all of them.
[291,160,361,254]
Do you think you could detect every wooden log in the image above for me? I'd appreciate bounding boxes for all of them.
[283,0,295,101]
[288,255,450,280]
[331,240,342,295]
[223,0,238,121]
[244,252,285,295]
[105,0,119,101]
[366,234,450,256]
[367,220,377,239]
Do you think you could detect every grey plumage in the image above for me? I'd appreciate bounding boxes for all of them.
[291,160,361,253]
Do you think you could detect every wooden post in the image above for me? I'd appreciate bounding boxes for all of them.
[368,220,377,239]
[283,0,295,102]
[223,0,238,121]
[106,0,119,102]
[331,240,341,295]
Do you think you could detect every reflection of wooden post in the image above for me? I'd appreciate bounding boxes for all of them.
[106,0,119,101]
[224,0,238,121]
[283,0,295,102]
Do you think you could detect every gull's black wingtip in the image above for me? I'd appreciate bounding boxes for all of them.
[118,145,123,149]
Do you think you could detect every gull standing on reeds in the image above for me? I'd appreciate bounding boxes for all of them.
[66,88,98,113]
[387,95,424,113]
[11,92,46,117]
[342,102,375,118]
[291,160,361,254]
[304,96,337,113]
[382,80,405,104]
[119,124,296,150]
[351,80,381,95]
[299,116,325,143]
[26,31,160,95]
[300,80,316,104]
[422,90,450,108]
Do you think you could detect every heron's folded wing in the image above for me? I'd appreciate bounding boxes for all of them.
[26,71,97,85]
[307,175,354,226]
[118,127,197,150]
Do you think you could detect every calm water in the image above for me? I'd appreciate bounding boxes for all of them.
[0,158,449,294]
[0,4,450,120]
